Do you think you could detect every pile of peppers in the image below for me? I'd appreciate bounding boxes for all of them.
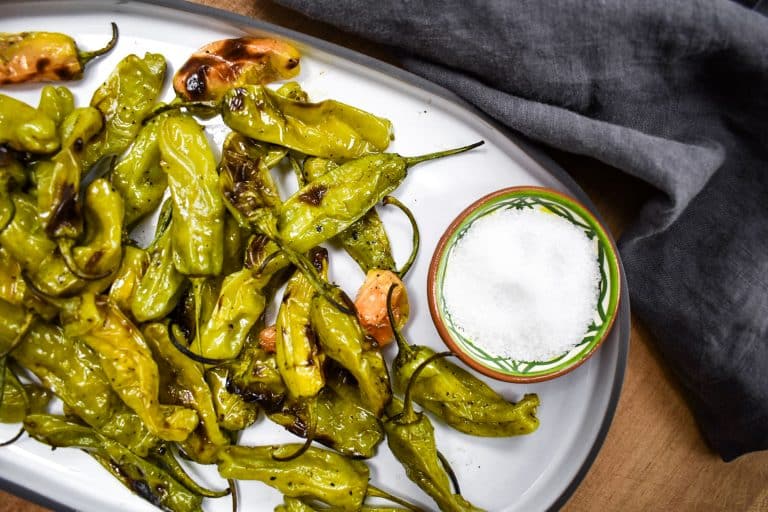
[0,25,540,512]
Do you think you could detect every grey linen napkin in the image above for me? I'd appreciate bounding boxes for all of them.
[273,0,768,460]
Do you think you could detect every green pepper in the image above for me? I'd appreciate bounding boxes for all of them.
[0,24,117,84]
[385,395,484,512]
[268,373,385,459]
[132,200,187,323]
[24,414,203,512]
[206,366,259,431]
[144,322,229,447]
[109,245,150,318]
[0,193,85,297]
[310,250,391,417]
[110,115,169,227]
[159,115,224,276]
[0,299,34,355]
[37,85,74,127]
[0,94,59,154]
[11,320,159,455]
[218,444,369,511]
[151,444,231,498]
[219,85,392,160]
[0,365,51,423]
[62,294,199,442]
[279,142,482,253]
[0,247,57,320]
[36,106,104,239]
[177,428,223,465]
[303,156,396,273]
[386,286,539,437]
[82,52,166,170]
[59,177,124,279]
[227,339,287,412]
[276,267,324,399]
[194,268,268,360]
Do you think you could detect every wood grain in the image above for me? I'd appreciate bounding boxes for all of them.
[3,1,767,511]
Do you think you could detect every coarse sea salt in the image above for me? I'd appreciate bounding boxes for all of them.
[442,207,600,362]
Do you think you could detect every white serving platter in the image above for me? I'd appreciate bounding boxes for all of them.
[0,1,630,511]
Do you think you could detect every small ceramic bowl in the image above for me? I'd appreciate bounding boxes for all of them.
[428,186,621,383]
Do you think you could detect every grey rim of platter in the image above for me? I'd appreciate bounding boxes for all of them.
[0,1,630,511]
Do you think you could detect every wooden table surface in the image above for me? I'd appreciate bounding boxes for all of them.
[3,1,768,511]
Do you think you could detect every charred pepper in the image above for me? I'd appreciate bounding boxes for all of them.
[174,38,300,101]
[24,414,203,512]
[279,142,483,253]
[0,23,118,84]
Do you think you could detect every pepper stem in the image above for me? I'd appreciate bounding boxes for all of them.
[437,450,462,495]
[168,323,232,366]
[386,283,411,355]
[228,479,239,512]
[383,196,420,279]
[152,445,231,498]
[58,239,115,281]
[366,485,425,512]
[404,140,484,167]
[142,100,219,124]
[272,398,317,461]
[78,22,119,65]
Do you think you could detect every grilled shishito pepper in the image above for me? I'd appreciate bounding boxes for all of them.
[0,23,118,84]
[12,320,159,455]
[275,268,324,399]
[279,142,483,253]
[109,245,150,319]
[0,193,85,297]
[0,94,59,154]
[218,444,370,511]
[302,156,396,273]
[83,52,167,170]
[386,286,540,437]
[206,366,259,432]
[111,115,169,227]
[159,115,224,277]
[268,375,385,459]
[62,294,199,442]
[0,366,51,423]
[221,85,393,160]
[61,177,124,279]
[24,414,203,512]
[385,396,484,512]
[36,106,104,239]
[132,200,187,323]
[227,340,287,411]
[310,251,391,417]
[36,85,74,127]
[144,322,229,447]
[174,37,301,101]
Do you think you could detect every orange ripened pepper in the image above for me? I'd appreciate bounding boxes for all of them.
[173,37,301,101]
[0,24,118,85]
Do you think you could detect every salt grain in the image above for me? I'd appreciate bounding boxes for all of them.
[442,207,600,361]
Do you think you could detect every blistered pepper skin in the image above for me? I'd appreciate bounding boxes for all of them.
[174,38,301,101]
[393,342,539,437]
[159,115,224,277]
[24,414,203,512]
[111,115,169,227]
[217,445,369,512]
[385,398,484,512]
[0,94,59,154]
[222,85,392,160]
[36,106,104,239]
[83,52,167,170]
[62,294,199,442]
